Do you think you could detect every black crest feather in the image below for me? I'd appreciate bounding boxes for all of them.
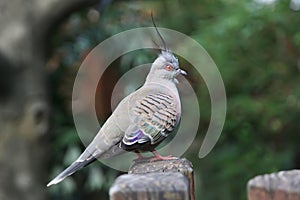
[151,13,167,52]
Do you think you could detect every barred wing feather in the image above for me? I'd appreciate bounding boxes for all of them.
[122,92,179,146]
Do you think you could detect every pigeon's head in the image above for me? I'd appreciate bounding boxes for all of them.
[147,14,187,83]
[150,50,187,81]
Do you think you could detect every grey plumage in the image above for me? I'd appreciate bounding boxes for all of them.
[47,24,187,187]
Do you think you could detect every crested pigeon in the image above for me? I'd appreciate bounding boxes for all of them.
[47,21,187,187]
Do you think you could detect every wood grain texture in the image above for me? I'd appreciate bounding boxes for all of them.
[110,173,189,200]
[247,170,300,200]
[109,157,194,200]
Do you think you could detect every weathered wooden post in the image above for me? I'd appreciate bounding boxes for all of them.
[247,170,300,200]
[109,158,194,200]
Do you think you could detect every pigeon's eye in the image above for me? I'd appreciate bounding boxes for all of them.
[165,64,173,71]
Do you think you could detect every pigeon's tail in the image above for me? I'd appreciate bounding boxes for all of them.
[47,156,96,187]
[47,123,126,187]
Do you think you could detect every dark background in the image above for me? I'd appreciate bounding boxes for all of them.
[0,0,299,199]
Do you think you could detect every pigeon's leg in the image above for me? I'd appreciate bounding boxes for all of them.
[134,150,144,160]
[150,150,177,161]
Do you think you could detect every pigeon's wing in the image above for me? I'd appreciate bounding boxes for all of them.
[122,92,180,148]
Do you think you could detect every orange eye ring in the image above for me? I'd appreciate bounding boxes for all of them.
[165,64,173,71]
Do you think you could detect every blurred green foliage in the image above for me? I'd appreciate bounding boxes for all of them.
[47,0,300,199]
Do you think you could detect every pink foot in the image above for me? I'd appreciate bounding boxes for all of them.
[150,150,177,162]
[133,150,144,161]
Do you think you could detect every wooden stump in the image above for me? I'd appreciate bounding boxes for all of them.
[109,157,194,200]
[247,170,300,200]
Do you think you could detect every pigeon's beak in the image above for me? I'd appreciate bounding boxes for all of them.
[180,69,187,76]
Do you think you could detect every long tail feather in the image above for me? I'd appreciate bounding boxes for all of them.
[47,156,96,187]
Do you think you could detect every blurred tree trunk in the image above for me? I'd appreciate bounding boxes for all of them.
[0,0,100,199]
